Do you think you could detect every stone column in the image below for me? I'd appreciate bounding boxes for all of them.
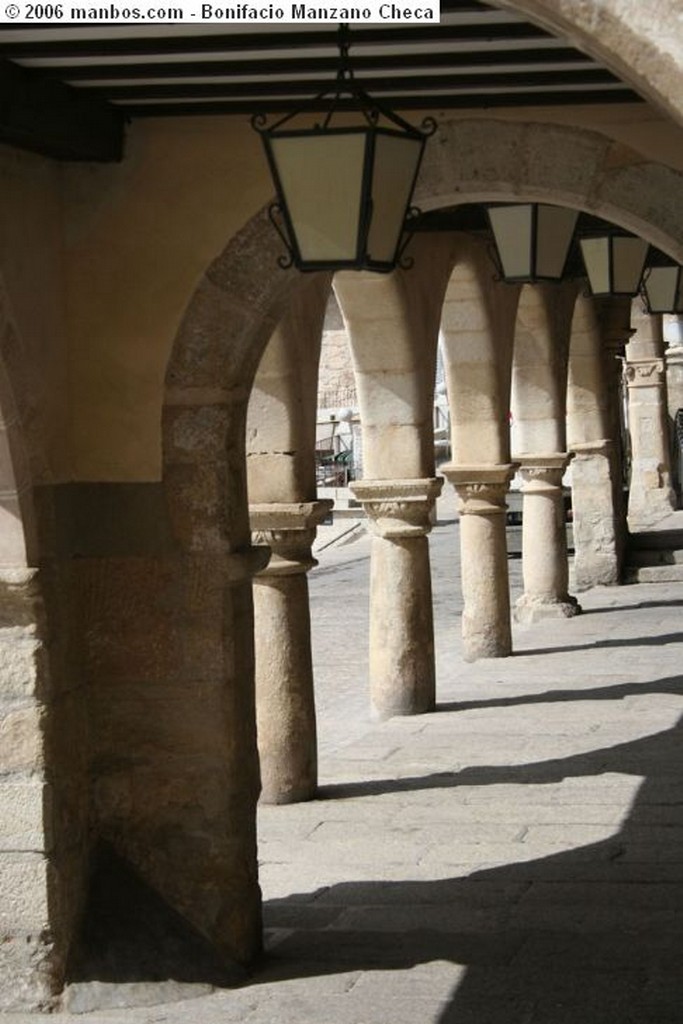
[626,315,676,528]
[515,454,580,623]
[597,298,633,568]
[350,479,442,720]
[441,464,517,662]
[250,501,332,804]
[569,439,621,588]
[664,317,683,506]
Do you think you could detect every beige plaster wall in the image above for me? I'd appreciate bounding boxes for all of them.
[62,116,273,481]
[0,145,68,483]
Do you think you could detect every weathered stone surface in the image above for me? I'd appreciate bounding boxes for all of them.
[442,464,517,661]
[0,779,50,852]
[0,853,49,930]
[0,931,56,1012]
[351,480,442,719]
[0,703,43,773]
[514,455,581,623]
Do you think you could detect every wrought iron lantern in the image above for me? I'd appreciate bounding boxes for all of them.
[485,203,579,283]
[252,25,434,273]
[579,232,649,297]
[642,264,683,314]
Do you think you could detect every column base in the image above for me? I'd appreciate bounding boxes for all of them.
[514,593,582,624]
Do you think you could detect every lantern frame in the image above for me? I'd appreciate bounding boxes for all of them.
[642,263,683,314]
[252,25,434,274]
[578,231,650,298]
[485,202,579,284]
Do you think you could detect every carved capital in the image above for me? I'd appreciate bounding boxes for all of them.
[518,453,571,492]
[350,478,443,538]
[441,463,518,517]
[569,439,614,461]
[625,358,666,388]
[250,500,333,576]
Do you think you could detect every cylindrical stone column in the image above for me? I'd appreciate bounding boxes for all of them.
[515,454,580,623]
[350,478,442,720]
[250,500,332,804]
[442,464,517,662]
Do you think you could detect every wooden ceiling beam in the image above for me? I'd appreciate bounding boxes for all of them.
[0,22,552,60]
[0,58,123,161]
[96,68,620,101]
[43,47,594,82]
[121,88,641,117]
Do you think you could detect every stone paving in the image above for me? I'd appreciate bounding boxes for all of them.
[9,498,683,1021]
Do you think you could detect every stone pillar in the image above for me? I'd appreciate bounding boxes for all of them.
[626,315,676,529]
[596,298,633,568]
[350,479,442,720]
[250,500,332,804]
[441,464,517,662]
[569,439,622,588]
[664,316,683,506]
[515,454,580,623]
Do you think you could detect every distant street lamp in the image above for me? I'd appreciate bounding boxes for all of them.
[579,232,649,297]
[252,25,433,273]
[486,203,578,283]
[642,264,683,314]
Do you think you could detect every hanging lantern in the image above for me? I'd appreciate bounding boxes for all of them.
[579,233,649,297]
[486,203,578,283]
[252,25,433,273]
[642,264,683,314]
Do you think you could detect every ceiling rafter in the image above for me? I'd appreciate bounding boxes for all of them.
[28,47,596,82]
[0,4,645,161]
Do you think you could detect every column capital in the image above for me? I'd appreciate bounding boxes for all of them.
[624,357,666,388]
[665,344,683,368]
[350,478,443,538]
[517,452,572,491]
[250,500,333,576]
[441,463,518,516]
[569,439,614,458]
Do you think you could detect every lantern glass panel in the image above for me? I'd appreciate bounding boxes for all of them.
[645,266,680,313]
[489,205,533,279]
[580,237,610,294]
[270,131,367,262]
[367,131,423,265]
[536,205,578,278]
[612,236,649,294]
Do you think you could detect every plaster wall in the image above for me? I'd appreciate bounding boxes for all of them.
[62,117,272,481]
[0,145,68,482]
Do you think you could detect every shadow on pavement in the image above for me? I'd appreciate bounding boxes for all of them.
[516,630,683,657]
[259,709,683,1022]
[435,673,683,717]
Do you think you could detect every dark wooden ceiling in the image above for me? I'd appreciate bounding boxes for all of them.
[0,0,644,161]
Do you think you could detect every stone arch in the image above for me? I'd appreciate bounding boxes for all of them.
[333,234,456,480]
[417,119,683,263]
[246,273,331,505]
[496,0,683,128]
[440,233,521,466]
